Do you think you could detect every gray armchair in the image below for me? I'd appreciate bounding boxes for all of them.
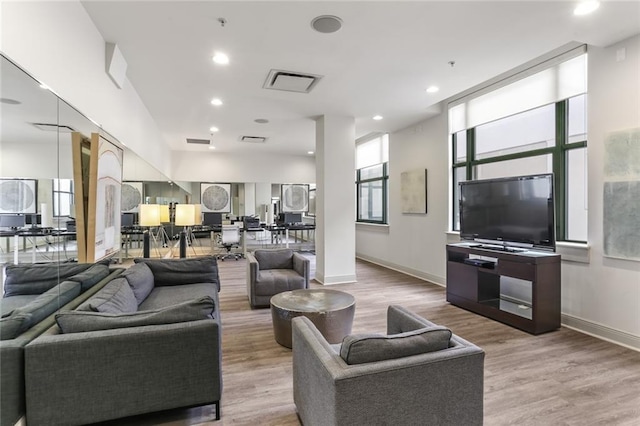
[246,248,309,308]
[292,305,485,426]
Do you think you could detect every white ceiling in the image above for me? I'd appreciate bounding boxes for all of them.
[80,1,640,156]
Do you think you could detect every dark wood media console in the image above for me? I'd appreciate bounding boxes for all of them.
[446,242,561,334]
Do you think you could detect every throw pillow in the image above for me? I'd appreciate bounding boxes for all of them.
[88,277,138,314]
[0,311,32,340]
[121,262,154,305]
[254,249,294,270]
[56,296,215,333]
[340,326,452,365]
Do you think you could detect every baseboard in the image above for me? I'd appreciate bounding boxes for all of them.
[355,253,445,287]
[314,272,357,285]
[561,314,640,352]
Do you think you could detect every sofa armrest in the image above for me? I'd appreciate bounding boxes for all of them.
[292,316,485,426]
[25,319,222,426]
[292,252,310,287]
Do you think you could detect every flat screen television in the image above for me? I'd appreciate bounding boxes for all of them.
[203,212,222,227]
[459,173,555,251]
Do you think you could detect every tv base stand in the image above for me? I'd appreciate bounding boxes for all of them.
[446,242,561,335]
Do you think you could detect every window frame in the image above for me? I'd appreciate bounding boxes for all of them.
[356,162,389,224]
[451,97,587,243]
[53,178,74,218]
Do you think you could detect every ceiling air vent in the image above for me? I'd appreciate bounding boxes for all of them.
[32,123,76,133]
[240,136,267,143]
[186,138,210,145]
[263,69,323,93]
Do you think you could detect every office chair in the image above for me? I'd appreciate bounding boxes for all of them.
[217,224,242,260]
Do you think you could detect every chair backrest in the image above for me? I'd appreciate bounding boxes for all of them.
[221,225,240,244]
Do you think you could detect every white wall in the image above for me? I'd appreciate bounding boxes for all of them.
[356,113,449,285]
[357,36,640,349]
[171,151,315,184]
[0,0,172,177]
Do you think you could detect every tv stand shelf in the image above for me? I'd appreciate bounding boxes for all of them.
[446,242,561,334]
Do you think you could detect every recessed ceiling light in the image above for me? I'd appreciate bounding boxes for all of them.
[211,98,223,106]
[373,115,383,121]
[212,52,229,65]
[311,15,343,34]
[209,146,216,150]
[254,118,269,124]
[39,83,49,90]
[209,126,219,132]
[574,1,600,15]
[426,86,439,93]
[308,151,314,155]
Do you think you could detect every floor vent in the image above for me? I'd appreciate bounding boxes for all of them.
[263,69,322,93]
[186,138,210,145]
[240,136,267,143]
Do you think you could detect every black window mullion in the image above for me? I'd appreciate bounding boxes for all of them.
[554,101,567,241]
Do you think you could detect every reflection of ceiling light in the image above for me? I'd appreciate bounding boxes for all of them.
[254,118,269,124]
[209,126,219,132]
[311,15,343,33]
[574,1,600,15]
[308,151,314,155]
[39,83,49,90]
[0,98,21,105]
[426,86,439,93]
[373,115,383,121]
[212,52,229,65]
[211,98,223,106]
[209,146,216,150]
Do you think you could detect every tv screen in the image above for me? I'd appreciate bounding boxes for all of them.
[459,174,555,250]
[0,214,26,229]
[121,213,135,227]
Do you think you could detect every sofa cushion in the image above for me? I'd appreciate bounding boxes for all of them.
[138,283,218,311]
[1,295,38,317]
[88,277,138,314]
[254,249,293,270]
[134,256,220,290]
[65,263,110,291]
[255,269,305,296]
[121,262,154,305]
[55,296,215,333]
[3,263,92,296]
[15,281,81,326]
[340,326,452,365]
[0,311,32,340]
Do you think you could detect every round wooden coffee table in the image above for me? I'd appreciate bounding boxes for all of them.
[270,289,356,349]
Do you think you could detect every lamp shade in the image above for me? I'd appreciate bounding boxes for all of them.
[193,204,202,225]
[160,205,170,223]
[139,204,161,227]
[175,204,196,226]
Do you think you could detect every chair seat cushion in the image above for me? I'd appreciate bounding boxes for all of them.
[255,269,305,296]
[340,326,452,365]
[56,296,215,333]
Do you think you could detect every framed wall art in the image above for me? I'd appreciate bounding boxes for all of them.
[401,169,427,214]
[201,183,231,213]
[0,178,37,214]
[281,184,309,213]
[121,181,143,212]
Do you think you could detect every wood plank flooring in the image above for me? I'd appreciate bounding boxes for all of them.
[94,255,640,426]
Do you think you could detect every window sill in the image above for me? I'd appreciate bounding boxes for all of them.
[356,222,390,233]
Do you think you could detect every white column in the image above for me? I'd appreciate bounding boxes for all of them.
[315,115,356,285]
[244,182,256,216]
[255,182,272,222]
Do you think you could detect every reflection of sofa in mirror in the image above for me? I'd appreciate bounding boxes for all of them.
[24,256,222,426]
[292,305,485,426]
[0,262,122,426]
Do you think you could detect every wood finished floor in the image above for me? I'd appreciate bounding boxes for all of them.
[95,255,640,426]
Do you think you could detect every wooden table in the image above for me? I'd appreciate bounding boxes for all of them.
[270,289,355,349]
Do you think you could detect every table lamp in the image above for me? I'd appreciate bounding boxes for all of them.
[175,204,196,257]
[138,204,160,257]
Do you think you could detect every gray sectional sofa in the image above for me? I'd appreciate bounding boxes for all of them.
[1,261,121,426]
[24,256,223,426]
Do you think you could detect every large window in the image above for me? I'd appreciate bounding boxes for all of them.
[53,179,74,217]
[450,48,588,242]
[356,134,389,224]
